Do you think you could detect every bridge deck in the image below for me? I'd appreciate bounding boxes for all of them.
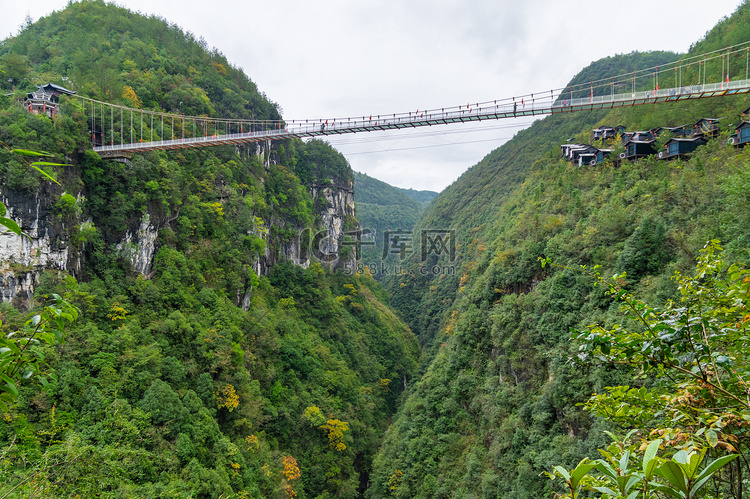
[94,79,750,158]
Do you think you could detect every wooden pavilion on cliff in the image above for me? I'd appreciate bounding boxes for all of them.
[23,83,76,118]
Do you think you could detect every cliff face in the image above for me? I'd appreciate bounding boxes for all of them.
[310,184,357,270]
[241,183,356,310]
[0,187,69,308]
[0,146,358,307]
[115,213,158,276]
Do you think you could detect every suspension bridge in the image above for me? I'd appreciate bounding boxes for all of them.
[78,41,750,159]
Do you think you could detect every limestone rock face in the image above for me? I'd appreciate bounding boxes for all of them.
[309,184,357,270]
[253,184,357,275]
[0,188,68,308]
[116,214,158,276]
[239,183,357,311]
[0,158,359,310]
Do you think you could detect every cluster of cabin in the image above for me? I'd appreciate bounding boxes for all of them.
[563,108,750,166]
[22,83,76,118]
[560,117,727,167]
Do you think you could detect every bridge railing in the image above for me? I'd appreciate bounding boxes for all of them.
[94,78,750,155]
[550,79,750,110]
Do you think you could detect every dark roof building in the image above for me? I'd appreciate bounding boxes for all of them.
[653,125,689,138]
[658,137,707,160]
[591,125,626,142]
[561,143,611,166]
[578,149,612,166]
[692,118,719,137]
[621,138,657,160]
[728,121,750,146]
[23,83,76,118]
[629,131,656,141]
[561,143,598,162]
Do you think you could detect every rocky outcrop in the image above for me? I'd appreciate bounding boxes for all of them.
[0,188,68,307]
[264,184,357,271]
[238,182,357,311]
[310,184,357,270]
[250,182,357,276]
[116,213,159,276]
[0,159,358,310]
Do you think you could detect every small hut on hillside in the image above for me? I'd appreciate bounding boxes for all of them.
[728,121,750,146]
[658,137,707,160]
[692,118,719,138]
[621,138,657,160]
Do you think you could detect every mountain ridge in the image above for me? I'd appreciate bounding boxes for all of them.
[368,3,750,496]
[0,3,419,497]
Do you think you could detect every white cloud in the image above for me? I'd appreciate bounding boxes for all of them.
[0,0,742,190]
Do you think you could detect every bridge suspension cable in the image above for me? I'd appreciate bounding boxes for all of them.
[70,40,750,159]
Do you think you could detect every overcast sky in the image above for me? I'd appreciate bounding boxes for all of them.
[0,0,743,191]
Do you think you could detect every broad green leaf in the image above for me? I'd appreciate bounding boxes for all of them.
[686,449,705,477]
[618,449,631,474]
[570,459,597,489]
[29,161,70,167]
[594,460,619,483]
[0,371,15,385]
[593,486,618,495]
[672,450,689,465]
[0,216,23,236]
[692,454,739,493]
[30,165,60,185]
[2,380,18,397]
[10,149,54,157]
[552,465,570,481]
[624,475,641,492]
[643,439,662,478]
[705,429,718,448]
[651,483,685,499]
[658,461,688,494]
[0,341,20,354]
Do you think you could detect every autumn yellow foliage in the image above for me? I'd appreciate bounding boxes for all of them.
[122,85,141,108]
[107,302,127,329]
[320,418,349,452]
[245,434,260,452]
[216,384,239,411]
[282,455,301,498]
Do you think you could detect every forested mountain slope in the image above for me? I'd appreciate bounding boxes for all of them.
[0,2,419,498]
[353,171,435,275]
[353,171,424,232]
[396,186,437,207]
[369,3,750,498]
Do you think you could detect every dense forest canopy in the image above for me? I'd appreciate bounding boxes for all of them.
[0,2,419,498]
[1,0,750,498]
[367,2,750,498]
[0,0,280,121]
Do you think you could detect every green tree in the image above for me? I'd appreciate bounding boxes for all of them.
[545,241,748,497]
[0,295,78,411]
[0,148,74,412]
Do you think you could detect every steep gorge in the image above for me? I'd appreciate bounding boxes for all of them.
[0,3,418,498]
[2,1,750,498]
[366,5,750,497]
